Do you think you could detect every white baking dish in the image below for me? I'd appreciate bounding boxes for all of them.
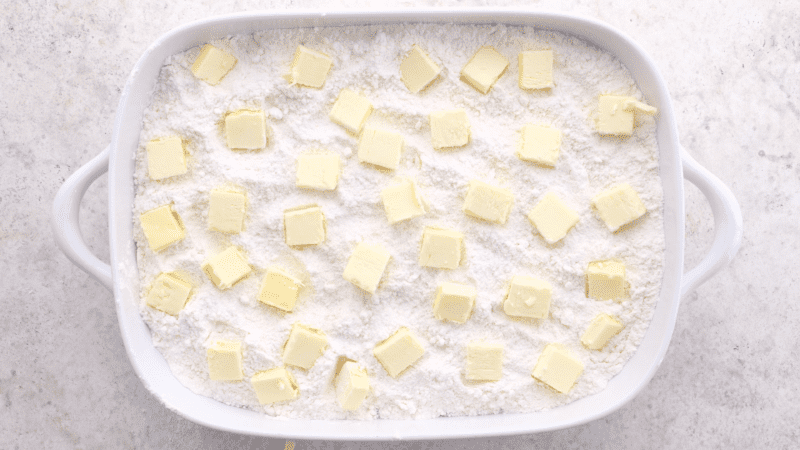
[52,9,742,440]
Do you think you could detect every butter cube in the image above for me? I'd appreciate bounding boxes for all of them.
[208,188,246,233]
[503,275,552,319]
[146,273,192,316]
[597,95,634,136]
[373,327,425,378]
[207,340,243,381]
[140,204,185,252]
[419,226,463,270]
[433,282,476,324]
[465,342,503,382]
[581,314,624,350]
[462,180,514,224]
[518,124,561,167]
[343,242,390,294]
[461,46,509,94]
[592,183,647,232]
[527,192,579,244]
[190,44,237,85]
[430,109,470,149]
[290,45,333,88]
[400,45,441,93]
[335,361,370,410]
[329,89,373,134]
[296,153,340,191]
[282,323,328,369]
[201,246,252,290]
[258,267,302,312]
[532,344,583,393]
[225,109,267,149]
[358,127,404,170]
[251,367,299,405]
[146,136,187,180]
[587,260,626,301]
[284,205,326,246]
[519,50,553,90]
[381,179,426,224]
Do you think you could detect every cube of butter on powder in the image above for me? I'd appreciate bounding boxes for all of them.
[251,367,299,405]
[373,327,425,378]
[290,45,333,88]
[592,183,647,232]
[519,50,554,90]
[282,323,328,369]
[146,273,192,316]
[463,180,514,224]
[586,260,626,301]
[329,89,373,134]
[597,95,658,136]
[206,340,243,381]
[461,46,509,94]
[527,192,579,244]
[343,242,391,294]
[532,344,583,394]
[358,127,404,170]
[581,314,624,350]
[201,246,252,290]
[400,45,441,93]
[503,275,552,319]
[190,44,237,85]
[140,204,185,252]
[518,124,562,167]
[258,267,302,312]
[208,188,246,233]
[225,109,267,149]
[381,178,426,224]
[429,109,470,149]
[336,361,370,410]
[466,342,504,382]
[284,205,326,246]
[433,282,476,324]
[146,136,186,180]
[296,153,340,191]
[419,226,463,270]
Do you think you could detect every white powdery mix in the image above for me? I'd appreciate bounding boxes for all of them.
[132,23,665,420]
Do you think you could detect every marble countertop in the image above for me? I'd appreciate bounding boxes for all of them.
[2,0,797,448]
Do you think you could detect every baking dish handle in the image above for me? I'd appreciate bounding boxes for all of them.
[680,146,743,297]
[52,146,113,290]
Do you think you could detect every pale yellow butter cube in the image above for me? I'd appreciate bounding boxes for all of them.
[190,44,237,85]
[400,45,441,93]
[258,267,302,312]
[532,344,583,393]
[343,242,390,294]
[296,153,340,191]
[373,327,425,378]
[503,275,552,319]
[146,136,187,180]
[146,273,192,316]
[461,46,509,94]
[463,180,514,224]
[518,124,561,167]
[592,183,647,232]
[282,323,328,369]
[284,205,326,246]
[208,188,246,233]
[581,314,624,350]
[329,89,373,134]
[251,367,299,405]
[430,109,470,149]
[433,282,476,324]
[466,342,503,382]
[290,45,333,88]
[225,109,267,149]
[140,204,185,252]
[201,246,252,290]
[419,226,463,270]
[358,127,404,170]
[381,178,426,224]
[597,95,634,136]
[207,340,243,381]
[527,192,579,244]
[587,260,626,301]
[335,361,370,410]
[519,50,554,90]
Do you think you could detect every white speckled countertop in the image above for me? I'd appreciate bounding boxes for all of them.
[2,0,798,448]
